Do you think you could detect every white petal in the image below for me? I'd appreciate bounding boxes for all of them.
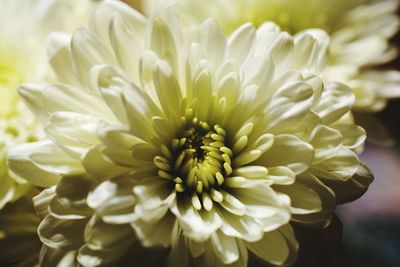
[71,28,116,88]
[49,174,96,220]
[308,125,343,163]
[193,68,213,118]
[153,60,183,117]
[171,199,221,242]
[217,208,263,242]
[265,81,314,133]
[323,162,373,204]
[198,19,226,71]
[90,0,146,47]
[7,140,82,187]
[256,134,314,175]
[245,228,291,266]
[18,83,47,121]
[46,32,79,86]
[38,214,87,250]
[266,166,295,185]
[231,181,289,220]
[84,216,134,251]
[87,177,136,224]
[150,18,179,74]
[217,71,240,108]
[132,212,175,248]
[240,52,274,91]
[264,32,294,76]
[133,176,173,211]
[109,14,143,82]
[210,231,239,264]
[311,148,360,181]
[219,190,246,215]
[188,239,206,258]
[228,23,256,65]
[292,174,336,226]
[332,124,365,150]
[42,83,115,121]
[315,82,355,125]
[96,122,143,149]
[274,182,322,215]
[121,81,158,141]
[45,112,103,158]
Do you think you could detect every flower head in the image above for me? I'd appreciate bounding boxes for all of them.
[151,0,400,113]
[8,1,372,266]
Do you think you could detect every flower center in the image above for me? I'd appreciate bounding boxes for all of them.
[154,112,234,211]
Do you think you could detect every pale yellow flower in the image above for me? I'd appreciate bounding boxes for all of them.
[8,1,372,266]
[147,0,400,113]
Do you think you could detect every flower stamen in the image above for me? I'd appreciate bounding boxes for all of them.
[154,113,234,210]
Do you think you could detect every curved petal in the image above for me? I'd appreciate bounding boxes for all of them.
[70,27,116,88]
[265,81,314,133]
[228,23,256,65]
[150,18,179,75]
[45,112,103,158]
[38,214,88,250]
[198,18,226,71]
[49,174,96,220]
[87,176,136,224]
[84,216,134,251]
[171,198,221,243]
[308,125,343,164]
[256,134,314,175]
[47,32,79,86]
[216,208,264,242]
[332,123,366,150]
[323,161,373,204]
[274,182,322,215]
[315,82,354,125]
[311,148,360,181]
[230,181,290,221]
[210,231,239,264]
[132,212,175,248]
[7,140,82,187]
[39,246,78,267]
[245,227,294,266]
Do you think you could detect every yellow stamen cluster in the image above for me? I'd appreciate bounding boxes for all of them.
[154,112,234,211]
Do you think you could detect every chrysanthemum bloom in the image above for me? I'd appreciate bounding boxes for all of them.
[146,0,400,114]
[8,1,373,266]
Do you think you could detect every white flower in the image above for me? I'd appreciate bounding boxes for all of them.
[0,0,98,209]
[8,1,372,266]
[149,0,400,113]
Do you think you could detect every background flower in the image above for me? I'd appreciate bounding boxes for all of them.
[143,0,400,113]
[8,1,372,266]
